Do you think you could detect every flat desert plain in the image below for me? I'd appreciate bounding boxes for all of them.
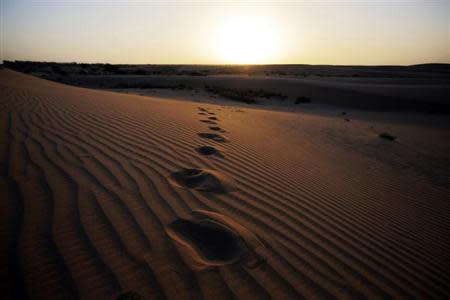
[1,69,450,299]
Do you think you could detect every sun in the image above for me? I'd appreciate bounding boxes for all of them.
[216,16,279,64]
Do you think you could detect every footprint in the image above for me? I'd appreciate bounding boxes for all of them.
[198,133,226,142]
[166,218,241,269]
[208,112,215,115]
[198,112,208,115]
[200,120,217,125]
[196,146,223,157]
[208,116,218,120]
[168,168,235,193]
[208,126,224,132]
[165,210,267,270]
[198,107,208,112]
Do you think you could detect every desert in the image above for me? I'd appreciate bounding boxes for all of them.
[1,63,449,299]
[2,0,450,298]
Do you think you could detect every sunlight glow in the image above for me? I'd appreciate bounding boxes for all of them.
[216,16,280,64]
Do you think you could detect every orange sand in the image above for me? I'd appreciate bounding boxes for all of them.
[1,69,449,299]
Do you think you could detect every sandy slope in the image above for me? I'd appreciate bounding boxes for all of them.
[1,69,449,300]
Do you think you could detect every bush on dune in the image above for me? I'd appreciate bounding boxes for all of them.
[205,86,287,104]
[379,132,397,141]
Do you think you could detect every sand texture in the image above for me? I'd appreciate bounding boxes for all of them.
[1,69,449,299]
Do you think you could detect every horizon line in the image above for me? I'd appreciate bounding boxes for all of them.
[2,60,450,68]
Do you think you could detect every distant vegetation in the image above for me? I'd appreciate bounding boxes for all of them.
[205,86,287,104]
[295,96,311,104]
[5,60,448,78]
[52,65,68,76]
[113,82,193,90]
[2,61,211,76]
[103,64,120,73]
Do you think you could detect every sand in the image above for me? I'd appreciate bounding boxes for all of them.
[1,69,449,299]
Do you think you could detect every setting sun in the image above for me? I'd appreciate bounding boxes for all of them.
[216,16,280,64]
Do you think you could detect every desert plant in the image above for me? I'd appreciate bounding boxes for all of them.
[205,86,287,104]
[295,96,311,104]
[205,86,256,104]
[379,132,396,141]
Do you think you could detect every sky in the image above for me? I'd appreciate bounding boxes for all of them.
[1,0,449,65]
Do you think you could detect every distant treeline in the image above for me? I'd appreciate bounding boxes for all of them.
[3,60,264,76]
[4,60,450,78]
[3,60,210,76]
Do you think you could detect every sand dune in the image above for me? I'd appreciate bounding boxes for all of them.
[1,69,450,299]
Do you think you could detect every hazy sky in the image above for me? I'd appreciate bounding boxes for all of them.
[1,0,449,65]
